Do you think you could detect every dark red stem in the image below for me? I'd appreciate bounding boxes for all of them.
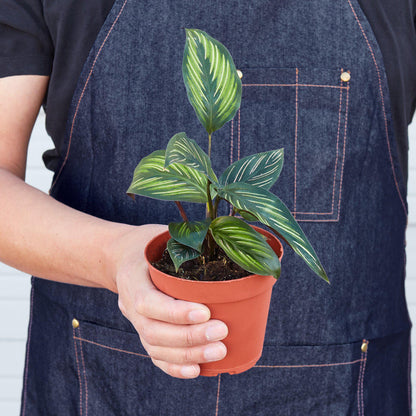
[175,201,189,222]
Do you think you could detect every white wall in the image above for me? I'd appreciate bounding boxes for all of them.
[0,111,415,414]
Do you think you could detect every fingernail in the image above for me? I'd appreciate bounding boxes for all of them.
[188,309,209,323]
[180,365,199,378]
[204,344,227,362]
[206,323,228,341]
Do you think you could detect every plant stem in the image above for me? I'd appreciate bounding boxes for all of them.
[206,180,215,221]
[208,133,212,158]
[205,133,216,258]
[206,230,216,258]
[175,201,188,222]
[213,197,221,218]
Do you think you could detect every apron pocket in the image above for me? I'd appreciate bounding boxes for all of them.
[235,67,350,222]
[71,321,371,415]
[71,319,220,416]
[218,340,367,415]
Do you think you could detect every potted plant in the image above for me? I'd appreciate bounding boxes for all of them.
[127,29,329,376]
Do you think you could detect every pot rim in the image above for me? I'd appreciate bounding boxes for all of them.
[145,226,283,302]
[144,225,283,282]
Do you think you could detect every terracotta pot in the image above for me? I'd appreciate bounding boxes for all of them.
[145,226,283,377]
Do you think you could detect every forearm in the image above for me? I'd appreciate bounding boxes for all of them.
[0,167,130,291]
[0,75,228,379]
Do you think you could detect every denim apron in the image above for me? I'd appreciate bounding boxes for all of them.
[21,0,412,415]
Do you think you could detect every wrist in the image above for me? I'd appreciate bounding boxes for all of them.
[101,223,168,294]
[99,222,136,293]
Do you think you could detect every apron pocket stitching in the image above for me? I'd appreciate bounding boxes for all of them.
[357,340,369,416]
[294,69,349,220]
[73,328,84,416]
[78,327,89,416]
[295,72,350,221]
[215,374,221,416]
[294,67,299,214]
[73,335,150,359]
[254,357,363,369]
[239,67,350,222]
[242,83,349,89]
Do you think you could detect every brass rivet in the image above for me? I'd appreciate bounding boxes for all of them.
[72,318,80,329]
[340,71,351,82]
[361,341,368,353]
[236,69,243,79]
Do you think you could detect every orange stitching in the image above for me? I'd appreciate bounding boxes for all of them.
[357,339,369,415]
[346,0,407,216]
[360,341,369,415]
[296,218,341,222]
[357,351,364,415]
[240,69,350,221]
[50,0,129,192]
[294,211,333,215]
[73,336,150,358]
[292,81,349,220]
[293,68,299,217]
[293,76,349,218]
[73,329,83,416]
[215,374,221,416]
[330,70,345,214]
[242,83,349,89]
[336,84,350,221]
[254,358,364,368]
[78,329,89,416]
[21,281,34,416]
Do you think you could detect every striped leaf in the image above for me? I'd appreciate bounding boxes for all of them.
[169,218,212,252]
[210,216,281,278]
[167,238,201,272]
[165,132,218,183]
[217,183,329,283]
[219,149,284,190]
[127,150,208,203]
[235,209,259,222]
[183,29,242,135]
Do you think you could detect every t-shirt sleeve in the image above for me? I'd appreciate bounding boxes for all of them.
[0,0,53,78]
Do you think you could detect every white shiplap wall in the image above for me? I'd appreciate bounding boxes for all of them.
[0,111,416,414]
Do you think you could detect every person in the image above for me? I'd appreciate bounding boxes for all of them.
[1,0,415,414]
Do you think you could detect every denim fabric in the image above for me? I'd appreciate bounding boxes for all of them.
[21,0,412,414]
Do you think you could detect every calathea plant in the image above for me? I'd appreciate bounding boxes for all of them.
[127,29,328,283]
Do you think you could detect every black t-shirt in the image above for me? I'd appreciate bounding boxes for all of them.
[1,0,416,183]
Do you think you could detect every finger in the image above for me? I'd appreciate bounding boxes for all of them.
[135,286,211,324]
[138,316,228,348]
[142,339,227,365]
[151,358,200,379]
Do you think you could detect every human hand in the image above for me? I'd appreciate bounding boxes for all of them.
[109,224,228,379]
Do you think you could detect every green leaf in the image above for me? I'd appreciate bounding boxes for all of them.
[235,209,259,222]
[127,150,208,203]
[219,149,284,190]
[169,218,212,252]
[165,132,218,183]
[183,29,242,134]
[167,238,200,272]
[217,183,329,283]
[210,216,281,279]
